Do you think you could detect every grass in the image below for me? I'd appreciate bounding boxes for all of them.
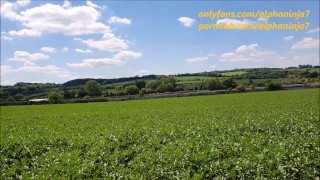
[1,89,319,178]
[221,71,247,76]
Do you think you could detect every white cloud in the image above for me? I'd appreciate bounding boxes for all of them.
[185,56,208,64]
[8,29,42,37]
[291,38,319,50]
[283,36,294,41]
[113,51,142,60]
[0,1,22,20]
[235,43,258,53]
[209,65,216,68]
[74,37,82,41]
[108,16,131,25]
[220,43,278,63]
[217,18,253,25]
[136,69,151,76]
[66,58,125,68]
[1,64,70,76]
[62,0,71,8]
[1,35,13,41]
[2,2,110,35]
[86,1,103,9]
[0,65,15,76]
[177,17,195,27]
[9,51,49,62]
[24,61,35,66]
[82,33,128,52]
[272,53,319,68]
[306,28,320,33]
[16,0,31,7]
[293,54,319,65]
[62,47,69,52]
[75,48,93,54]
[18,65,69,75]
[40,46,56,53]
[0,79,15,86]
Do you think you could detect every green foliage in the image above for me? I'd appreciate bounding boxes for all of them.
[84,95,91,101]
[222,78,237,88]
[125,85,139,95]
[266,82,283,91]
[204,79,222,90]
[48,91,62,103]
[76,87,87,98]
[14,93,24,101]
[162,77,176,87]
[156,77,177,92]
[139,88,146,97]
[85,80,101,96]
[146,80,159,92]
[135,80,146,89]
[0,89,319,178]
[157,83,174,93]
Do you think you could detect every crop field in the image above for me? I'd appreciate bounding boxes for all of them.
[1,89,319,179]
[220,71,247,76]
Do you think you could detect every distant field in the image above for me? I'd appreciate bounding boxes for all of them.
[234,78,279,84]
[1,89,319,178]
[175,76,215,81]
[276,68,320,72]
[175,76,216,84]
[175,76,278,85]
[221,71,247,76]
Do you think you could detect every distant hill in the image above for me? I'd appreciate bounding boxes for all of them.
[62,75,157,87]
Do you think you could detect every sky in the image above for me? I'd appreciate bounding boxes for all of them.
[1,0,319,85]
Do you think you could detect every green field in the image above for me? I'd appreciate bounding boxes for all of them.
[1,89,319,178]
[221,71,247,76]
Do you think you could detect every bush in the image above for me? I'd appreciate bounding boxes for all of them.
[139,88,146,97]
[48,91,63,103]
[235,85,246,92]
[125,85,139,95]
[204,79,222,90]
[84,95,91,101]
[266,82,282,91]
[222,78,237,88]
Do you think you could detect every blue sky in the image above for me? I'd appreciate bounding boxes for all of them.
[1,0,319,85]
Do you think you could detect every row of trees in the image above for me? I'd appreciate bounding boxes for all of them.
[230,69,319,79]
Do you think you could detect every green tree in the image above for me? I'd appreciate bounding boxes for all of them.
[85,80,101,96]
[139,88,146,97]
[125,85,139,95]
[76,87,87,98]
[157,83,174,93]
[204,79,222,90]
[222,78,237,88]
[68,90,77,98]
[146,80,159,92]
[14,93,24,101]
[48,91,62,103]
[135,80,146,89]
[162,77,176,87]
[157,77,176,92]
